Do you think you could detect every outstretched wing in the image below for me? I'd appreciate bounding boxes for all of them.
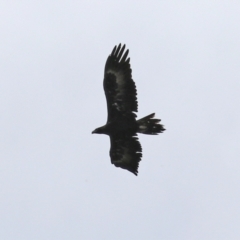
[109,134,142,175]
[104,44,138,123]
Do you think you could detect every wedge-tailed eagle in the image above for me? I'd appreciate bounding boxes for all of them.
[92,44,165,175]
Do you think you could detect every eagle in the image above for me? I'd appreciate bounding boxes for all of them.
[92,44,165,175]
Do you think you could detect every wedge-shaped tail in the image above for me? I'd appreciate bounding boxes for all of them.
[137,113,165,135]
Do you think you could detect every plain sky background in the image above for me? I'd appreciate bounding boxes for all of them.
[1,1,240,239]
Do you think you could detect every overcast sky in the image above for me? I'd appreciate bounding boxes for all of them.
[1,1,240,240]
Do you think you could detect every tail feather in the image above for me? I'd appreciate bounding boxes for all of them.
[137,113,165,135]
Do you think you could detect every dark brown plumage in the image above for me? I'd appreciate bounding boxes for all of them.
[92,44,165,175]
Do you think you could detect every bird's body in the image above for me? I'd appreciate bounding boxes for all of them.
[92,44,165,175]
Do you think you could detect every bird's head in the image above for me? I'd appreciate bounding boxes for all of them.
[92,126,105,134]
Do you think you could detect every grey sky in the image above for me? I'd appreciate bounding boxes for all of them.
[0,1,240,239]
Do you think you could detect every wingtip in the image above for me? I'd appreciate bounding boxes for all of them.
[111,45,117,55]
[111,43,126,52]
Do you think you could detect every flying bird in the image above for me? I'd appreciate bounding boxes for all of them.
[92,44,165,175]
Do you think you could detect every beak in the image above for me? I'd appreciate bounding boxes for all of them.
[92,130,96,134]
